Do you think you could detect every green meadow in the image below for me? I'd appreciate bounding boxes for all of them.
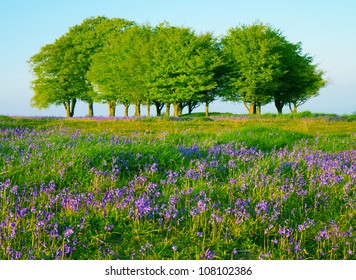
[0,113,355,259]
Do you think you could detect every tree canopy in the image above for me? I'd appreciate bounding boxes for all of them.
[221,22,325,114]
[29,19,326,117]
[87,22,223,117]
[28,16,134,117]
[146,23,223,116]
[87,24,153,116]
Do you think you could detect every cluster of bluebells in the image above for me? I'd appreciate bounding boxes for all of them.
[0,126,355,260]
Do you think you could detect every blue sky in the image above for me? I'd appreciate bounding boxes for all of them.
[0,0,355,116]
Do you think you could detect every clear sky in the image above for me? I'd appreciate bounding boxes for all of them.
[0,0,355,116]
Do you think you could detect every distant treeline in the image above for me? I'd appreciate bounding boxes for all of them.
[28,17,326,117]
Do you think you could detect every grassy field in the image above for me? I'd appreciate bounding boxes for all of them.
[0,113,355,260]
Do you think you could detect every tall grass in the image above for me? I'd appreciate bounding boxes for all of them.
[0,115,355,259]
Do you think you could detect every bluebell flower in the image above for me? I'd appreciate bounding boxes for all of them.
[205,249,215,259]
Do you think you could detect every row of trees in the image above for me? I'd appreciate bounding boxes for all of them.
[29,16,326,117]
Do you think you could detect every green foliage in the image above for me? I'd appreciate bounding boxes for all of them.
[88,23,223,117]
[29,39,77,111]
[221,23,284,109]
[221,22,326,114]
[87,24,152,108]
[28,18,326,117]
[149,24,222,108]
[28,16,134,117]
[277,43,326,113]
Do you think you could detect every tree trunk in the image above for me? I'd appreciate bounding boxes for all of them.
[108,101,116,117]
[165,103,171,117]
[124,104,129,117]
[88,101,94,117]
[188,103,193,114]
[134,101,140,116]
[243,101,250,113]
[173,103,178,117]
[275,100,283,114]
[205,101,209,117]
[64,102,71,118]
[293,101,297,113]
[146,100,150,117]
[70,98,76,117]
[187,100,200,114]
[64,99,76,117]
[248,102,256,115]
[289,102,298,113]
[173,102,182,117]
[178,102,182,116]
[244,101,257,115]
[153,101,162,116]
[256,103,261,115]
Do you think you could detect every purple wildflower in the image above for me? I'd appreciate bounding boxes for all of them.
[10,185,18,195]
[255,200,268,215]
[294,242,301,253]
[64,228,74,238]
[56,248,63,259]
[64,244,71,254]
[197,200,207,211]
[6,246,12,255]
[205,249,216,259]
[104,225,114,231]
[14,251,21,259]
[259,252,271,259]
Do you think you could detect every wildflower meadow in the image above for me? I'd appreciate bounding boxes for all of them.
[0,114,355,260]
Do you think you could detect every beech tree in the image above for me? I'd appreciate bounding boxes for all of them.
[221,23,285,114]
[88,23,222,117]
[29,17,326,117]
[150,24,222,116]
[287,59,325,113]
[273,42,326,113]
[65,16,135,116]
[29,35,78,117]
[28,16,133,117]
[221,22,325,114]
[87,24,152,116]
